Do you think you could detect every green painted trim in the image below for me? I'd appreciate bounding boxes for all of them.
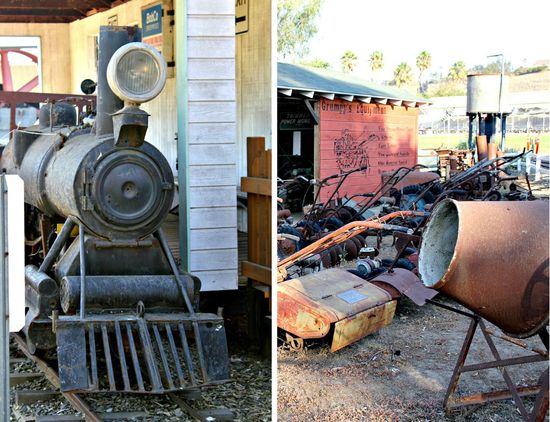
[175,0,190,271]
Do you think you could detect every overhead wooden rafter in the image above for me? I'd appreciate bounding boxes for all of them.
[0,0,132,23]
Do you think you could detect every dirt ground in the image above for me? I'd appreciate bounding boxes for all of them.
[277,233,549,422]
[278,297,548,421]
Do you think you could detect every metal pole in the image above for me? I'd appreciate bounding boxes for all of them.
[0,176,9,421]
[79,224,87,320]
[488,54,504,150]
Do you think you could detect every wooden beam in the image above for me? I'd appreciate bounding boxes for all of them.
[240,176,271,196]
[374,98,388,105]
[358,96,371,103]
[0,0,113,8]
[318,92,335,100]
[278,89,292,96]
[242,261,271,285]
[339,95,354,102]
[389,99,402,107]
[0,14,74,22]
[297,90,314,98]
[0,8,85,16]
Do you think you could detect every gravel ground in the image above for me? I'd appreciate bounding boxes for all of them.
[10,338,271,421]
[278,295,548,421]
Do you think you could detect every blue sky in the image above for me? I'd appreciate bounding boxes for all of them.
[304,0,550,80]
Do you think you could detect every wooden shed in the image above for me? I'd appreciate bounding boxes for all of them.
[278,62,429,203]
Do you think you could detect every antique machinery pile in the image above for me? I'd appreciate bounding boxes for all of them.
[0,26,229,394]
[277,211,437,352]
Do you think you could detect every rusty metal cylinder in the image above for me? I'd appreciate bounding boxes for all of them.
[419,199,549,338]
[476,135,488,161]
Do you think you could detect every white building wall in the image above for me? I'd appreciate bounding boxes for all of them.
[187,0,238,290]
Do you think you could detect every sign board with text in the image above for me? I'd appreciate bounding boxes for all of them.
[236,0,248,34]
[141,1,174,77]
[318,99,419,202]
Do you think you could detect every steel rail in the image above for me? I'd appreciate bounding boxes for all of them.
[11,333,101,422]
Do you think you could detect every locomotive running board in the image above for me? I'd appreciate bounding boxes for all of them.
[55,312,229,393]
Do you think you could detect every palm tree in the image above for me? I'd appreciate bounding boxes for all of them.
[448,61,467,82]
[393,62,413,87]
[369,50,384,81]
[416,51,431,93]
[341,50,358,73]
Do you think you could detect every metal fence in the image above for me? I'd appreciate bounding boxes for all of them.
[1,175,9,420]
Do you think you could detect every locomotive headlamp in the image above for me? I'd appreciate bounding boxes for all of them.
[107,42,167,104]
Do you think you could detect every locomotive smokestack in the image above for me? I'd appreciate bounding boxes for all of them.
[96,26,141,137]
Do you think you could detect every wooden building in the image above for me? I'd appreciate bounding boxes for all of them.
[278,62,429,202]
[0,0,272,292]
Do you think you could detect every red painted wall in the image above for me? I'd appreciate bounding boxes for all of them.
[318,99,419,202]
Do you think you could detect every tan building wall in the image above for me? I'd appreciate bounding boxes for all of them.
[0,64,39,92]
[236,0,272,180]
[0,24,70,93]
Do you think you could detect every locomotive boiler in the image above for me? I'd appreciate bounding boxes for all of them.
[0,26,229,393]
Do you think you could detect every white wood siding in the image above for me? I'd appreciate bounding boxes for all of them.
[187,0,238,290]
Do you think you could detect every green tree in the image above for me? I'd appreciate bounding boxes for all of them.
[341,50,358,73]
[393,62,413,87]
[470,61,512,74]
[300,58,331,69]
[278,0,323,60]
[369,50,384,81]
[416,51,432,93]
[448,61,467,81]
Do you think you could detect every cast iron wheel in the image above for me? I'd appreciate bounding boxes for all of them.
[285,333,305,351]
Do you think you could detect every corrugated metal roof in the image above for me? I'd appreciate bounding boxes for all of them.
[278,62,429,107]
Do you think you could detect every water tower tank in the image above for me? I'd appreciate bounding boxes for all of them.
[466,74,511,114]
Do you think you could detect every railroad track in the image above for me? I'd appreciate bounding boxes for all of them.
[9,333,234,422]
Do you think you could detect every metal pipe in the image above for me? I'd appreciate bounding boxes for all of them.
[419,199,549,338]
[0,176,9,422]
[39,217,76,272]
[156,228,195,314]
[96,26,141,137]
[79,224,86,320]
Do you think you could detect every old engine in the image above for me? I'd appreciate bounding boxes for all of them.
[0,26,229,393]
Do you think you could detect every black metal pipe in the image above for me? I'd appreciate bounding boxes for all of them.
[60,275,185,313]
[79,223,86,319]
[156,228,196,314]
[39,217,75,272]
[96,26,141,137]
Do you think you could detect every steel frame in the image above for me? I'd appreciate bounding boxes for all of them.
[431,300,549,421]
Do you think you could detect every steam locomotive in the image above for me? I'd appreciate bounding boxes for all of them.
[0,26,229,393]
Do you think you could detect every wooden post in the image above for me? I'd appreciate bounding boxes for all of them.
[240,137,271,353]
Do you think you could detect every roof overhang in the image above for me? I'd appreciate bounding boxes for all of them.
[0,0,133,23]
[278,87,430,108]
